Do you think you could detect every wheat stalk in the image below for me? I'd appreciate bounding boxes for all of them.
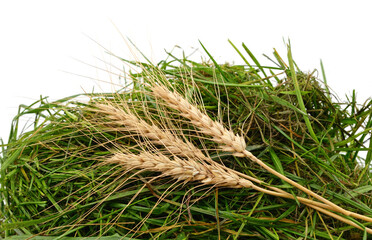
[151,84,372,225]
[92,100,372,232]
[95,101,372,226]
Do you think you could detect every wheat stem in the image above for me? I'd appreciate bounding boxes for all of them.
[243,151,356,217]
[309,204,372,234]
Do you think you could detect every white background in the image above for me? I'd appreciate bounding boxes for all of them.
[1,0,371,142]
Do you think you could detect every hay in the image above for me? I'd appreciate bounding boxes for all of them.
[1,41,371,239]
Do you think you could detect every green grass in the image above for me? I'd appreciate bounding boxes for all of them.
[1,41,371,239]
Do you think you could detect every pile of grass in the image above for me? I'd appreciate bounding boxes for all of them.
[1,41,371,240]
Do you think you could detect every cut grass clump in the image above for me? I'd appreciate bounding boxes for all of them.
[1,41,371,239]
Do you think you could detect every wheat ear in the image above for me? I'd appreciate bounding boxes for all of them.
[108,152,253,188]
[95,103,206,160]
[151,86,247,157]
[151,85,362,219]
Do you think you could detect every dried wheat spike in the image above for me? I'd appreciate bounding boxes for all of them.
[152,85,247,157]
[108,152,253,188]
[95,103,206,160]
